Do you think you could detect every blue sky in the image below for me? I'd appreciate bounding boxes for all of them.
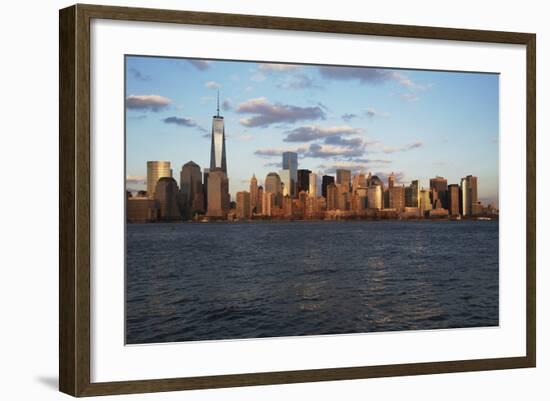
[125,56,499,206]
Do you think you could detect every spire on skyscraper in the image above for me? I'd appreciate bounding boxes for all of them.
[216,89,220,117]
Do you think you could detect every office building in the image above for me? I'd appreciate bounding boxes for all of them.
[236,191,251,219]
[322,175,335,198]
[419,188,432,214]
[209,91,227,173]
[206,170,229,217]
[430,176,448,209]
[147,161,171,199]
[367,185,382,209]
[309,172,317,197]
[352,172,367,193]
[388,172,396,189]
[249,174,259,214]
[282,151,298,197]
[297,169,311,193]
[154,177,181,220]
[279,169,292,197]
[389,185,406,211]
[447,184,460,216]
[460,175,478,216]
[405,179,420,207]
[180,161,204,216]
[336,169,351,192]
[127,197,158,223]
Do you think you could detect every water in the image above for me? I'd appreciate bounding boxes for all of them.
[126,220,499,344]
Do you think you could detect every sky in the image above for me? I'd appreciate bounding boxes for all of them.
[125,56,499,206]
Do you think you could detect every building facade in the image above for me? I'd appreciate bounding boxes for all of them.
[236,191,251,219]
[147,161,171,199]
[154,177,180,220]
[297,169,311,194]
[282,151,298,197]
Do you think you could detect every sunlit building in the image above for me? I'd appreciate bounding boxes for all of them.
[352,172,367,193]
[279,169,292,197]
[206,170,229,217]
[236,191,251,219]
[336,169,351,192]
[405,179,420,208]
[309,172,317,197]
[249,174,259,214]
[460,175,478,216]
[447,184,460,216]
[209,92,227,173]
[388,172,396,189]
[282,151,298,197]
[147,161,171,199]
[262,191,275,216]
[389,185,406,211]
[265,172,282,207]
[367,185,382,209]
[127,197,158,223]
[419,188,433,214]
[326,183,337,210]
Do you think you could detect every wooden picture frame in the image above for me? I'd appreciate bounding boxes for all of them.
[59,3,536,397]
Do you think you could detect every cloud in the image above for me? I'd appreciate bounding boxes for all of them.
[400,93,419,102]
[222,99,232,111]
[382,141,423,153]
[236,98,326,127]
[163,116,207,132]
[264,162,282,168]
[126,95,171,112]
[126,175,146,185]
[324,136,364,147]
[277,74,320,90]
[254,146,307,157]
[258,63,300,72]
[283,125,361,142]
[341,113,358,122]
[351,158,392,165]
[305,143,364,159]
[365,108,391,118]
[205,81,221,89]
[187,59,211,71]
[128,67,150,81]
[318,159,394,175]
[319,67,424,90]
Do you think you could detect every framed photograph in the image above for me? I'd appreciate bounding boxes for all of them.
[59,4,536,397]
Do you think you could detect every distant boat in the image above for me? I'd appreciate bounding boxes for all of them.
[477,217,491,221]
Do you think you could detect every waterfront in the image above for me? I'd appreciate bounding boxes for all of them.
[126,220,498,344]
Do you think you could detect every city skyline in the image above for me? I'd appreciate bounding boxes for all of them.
[125,56,499,206]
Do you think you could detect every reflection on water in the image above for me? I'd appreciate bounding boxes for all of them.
[126,220,499,344]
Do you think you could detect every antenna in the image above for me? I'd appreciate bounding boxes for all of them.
[216,89,220,117]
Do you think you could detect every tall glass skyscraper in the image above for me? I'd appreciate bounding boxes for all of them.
[281,151,298,197]
[146,161,171,199]
[210,91,227,173]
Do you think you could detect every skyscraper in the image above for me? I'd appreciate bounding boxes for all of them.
[297,169,311,193]
[389,185,405,211]
[206,170,229,217]
[322,175,335,199]
[405,179,420,207]
[249,174,259,214]
[352,172,367,193]
[419,188,433,214]
[180,161,203,216]
[282,151,298,197]
[209,91,227,173]
[448,184,460,216]
[236,191,251,219]
[309,172,317,197]
[154,177,180,220]
[460,175,478,216]
[147,161,171,199]
[388,172,396,189]
[279,169,292,197]
[336,169,351,192]
[430,176,448,209]
[367,185,382,209]
[265,172,282,207]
